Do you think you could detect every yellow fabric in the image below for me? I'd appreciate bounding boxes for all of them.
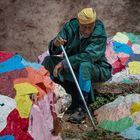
[78,8,96,24]
[128,61,140,74]
[131,103,140,114]
[14,83,38,118]
[113,32,129,44]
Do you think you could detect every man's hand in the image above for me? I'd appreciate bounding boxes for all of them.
[53,37,67,47]
[53,62,64,77]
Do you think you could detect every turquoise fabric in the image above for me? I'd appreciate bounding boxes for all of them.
[79,64,91,93]
[21,57,41,70]
[120,124,140,140]
[123,32,140,45]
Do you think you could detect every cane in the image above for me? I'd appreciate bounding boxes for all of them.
[60,45,96,128]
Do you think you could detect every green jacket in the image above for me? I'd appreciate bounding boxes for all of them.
[48,18,112,82]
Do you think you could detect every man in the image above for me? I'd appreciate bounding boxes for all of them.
[42,8,112,123]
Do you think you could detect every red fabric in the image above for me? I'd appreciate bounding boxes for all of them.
[112,57,129,75]
[0,51,14,62]
[112,60,125,75]
[0,109,33,140]
[127,40,132,47]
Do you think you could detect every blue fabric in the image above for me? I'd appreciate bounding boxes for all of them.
[120,124,140,140]
[0,55,26,73]
[0,55,41,73]
[0,135,15,140]
[79,65,91,93]
[21,58,41,70]
[126,54,140,65]
[113,41,133,54]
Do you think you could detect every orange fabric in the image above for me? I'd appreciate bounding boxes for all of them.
[14,66,54,100]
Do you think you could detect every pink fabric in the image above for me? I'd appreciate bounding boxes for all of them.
[28,94,62,140]
[37,50,50,64]
[131,112,140,124]
[94,104,131,124]
[105,40,118,65]
[106,40,130,74]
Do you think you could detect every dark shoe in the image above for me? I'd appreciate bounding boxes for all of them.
[68,107,85,123]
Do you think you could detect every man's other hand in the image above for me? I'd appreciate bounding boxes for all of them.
[53,62,64,77]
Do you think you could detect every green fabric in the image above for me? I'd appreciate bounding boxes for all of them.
[99,117,133,132]
[47,18,112,82]
[42,18,112,103]
[136,125,140,130]
[123,32,140,45]
[121,79,132,84]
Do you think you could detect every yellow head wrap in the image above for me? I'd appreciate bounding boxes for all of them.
[77,8,96,24]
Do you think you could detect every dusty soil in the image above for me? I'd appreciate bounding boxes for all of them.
[61,110,125,140]
[0,0,140,61]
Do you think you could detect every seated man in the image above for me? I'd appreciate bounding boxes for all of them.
[42,8,112,123]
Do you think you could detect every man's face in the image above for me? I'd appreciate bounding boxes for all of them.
[79,22,95,38]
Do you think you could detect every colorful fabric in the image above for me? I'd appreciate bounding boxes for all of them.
[14,66,54,100]
[28,95,54,140]
[99,117,133,132]
[105,40,129,74]
[0,95,16,131]
[127,54,140,65]
[21,58,41,70]
[112,32,129,44]
[95,94,140,133]
[0,109,33,140]
[132,44,140,54]
[131,112,140,124]
[112,41,133,54]
[79,64,91,93]
[0,68,28,98]
[0,55,27,73]
[94,96,131,123]
[128,61,140,74]
[37,50,50,64]
[0,54,41,74]
[77,8,96,24]
[120,124,140,140]
[94,103,130,123]
[0,51,14,63]
[14,83,38,118]
[131,103,140,114]
[123,32,140,45]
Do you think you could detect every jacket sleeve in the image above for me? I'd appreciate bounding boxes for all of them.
[48,23,68,55]
[68,37,107,69]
